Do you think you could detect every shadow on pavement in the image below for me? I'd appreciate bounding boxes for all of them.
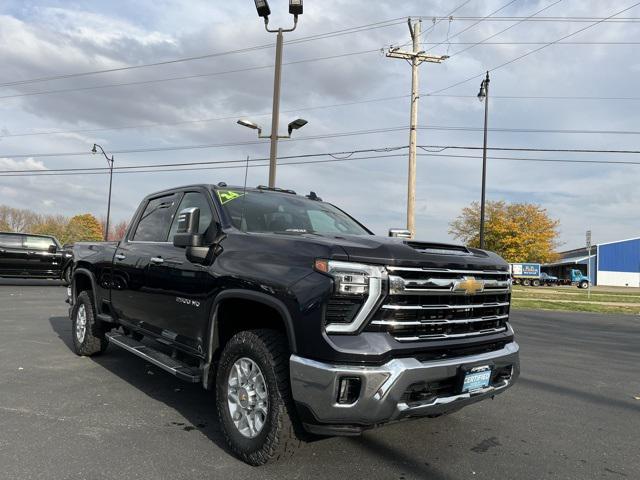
[48,315,332,464]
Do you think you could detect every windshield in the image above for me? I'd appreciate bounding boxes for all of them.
[217,189,370,236]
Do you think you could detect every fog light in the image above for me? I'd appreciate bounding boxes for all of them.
[337,377,361,405]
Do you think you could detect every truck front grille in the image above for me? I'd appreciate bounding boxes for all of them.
[364,267,511,342]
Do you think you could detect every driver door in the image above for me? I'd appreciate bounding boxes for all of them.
[143,189,219,354]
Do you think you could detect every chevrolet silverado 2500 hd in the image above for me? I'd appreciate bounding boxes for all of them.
[67,183,520,465]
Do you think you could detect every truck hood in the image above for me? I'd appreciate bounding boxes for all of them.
[251,232,508,271]
[331,234,508,270]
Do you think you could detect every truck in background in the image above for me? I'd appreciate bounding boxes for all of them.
[510,263,542,286]
[511,263,590,289]
[557,269,590,289]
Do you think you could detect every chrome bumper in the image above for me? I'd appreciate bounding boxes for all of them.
[290,342,519,434]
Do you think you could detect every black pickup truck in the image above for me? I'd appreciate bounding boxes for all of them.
[67,183,519,465]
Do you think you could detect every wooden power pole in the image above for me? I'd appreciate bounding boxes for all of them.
[387,18,448,238]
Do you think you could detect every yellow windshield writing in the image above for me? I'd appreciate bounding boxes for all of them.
[217,190,244,205]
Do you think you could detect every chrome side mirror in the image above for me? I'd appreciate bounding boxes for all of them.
[388,228,412,239]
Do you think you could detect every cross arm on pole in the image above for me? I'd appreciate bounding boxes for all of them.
[386,49,448,64]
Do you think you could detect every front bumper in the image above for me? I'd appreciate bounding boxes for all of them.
[290,341,519,435]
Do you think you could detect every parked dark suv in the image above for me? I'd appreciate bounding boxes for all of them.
[0,232,73,282]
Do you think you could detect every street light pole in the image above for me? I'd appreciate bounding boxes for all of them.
[92,144,114,241]
[253,0,302,187]
[478,71,490,249]
[268,28,284,188]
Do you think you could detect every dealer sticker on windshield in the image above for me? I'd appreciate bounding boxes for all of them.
[462,365,492,393]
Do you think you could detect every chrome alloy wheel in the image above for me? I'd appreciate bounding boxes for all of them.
[227,357,269,438]
[76,304,87,343]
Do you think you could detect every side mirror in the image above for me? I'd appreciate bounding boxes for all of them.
[388,228,412,239]
[48,244,58,254]
[173,207,204,247]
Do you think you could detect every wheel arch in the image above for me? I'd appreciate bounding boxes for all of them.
[72,267,99,311]
[202,289,298,390]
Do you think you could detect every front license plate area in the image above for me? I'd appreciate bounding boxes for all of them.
[461,365,492,393]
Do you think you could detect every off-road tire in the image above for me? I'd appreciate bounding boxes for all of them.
[71,291,108,356]
[216,329,302,466]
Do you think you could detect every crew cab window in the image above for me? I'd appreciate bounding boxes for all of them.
[24,236,55,250]
[132,193,179,242]
[0,233,23,248]
[219,189,370,236]
[168,192,214,239]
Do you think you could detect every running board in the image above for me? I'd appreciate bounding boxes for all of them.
[106,332,201,383]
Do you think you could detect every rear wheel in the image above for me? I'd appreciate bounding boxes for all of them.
[522,279,531,286]
[71,291,108,356]
[532,279,541,287]
[62,266,72,285]
[216,329,302,466]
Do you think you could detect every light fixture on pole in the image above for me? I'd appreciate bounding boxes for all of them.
[249,0,303,188]
[91,143,114,242]
[237,117,308,141]
[477,71,490,249]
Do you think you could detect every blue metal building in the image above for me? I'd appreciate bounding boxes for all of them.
[543,236,640,287]
[597,237,640,287]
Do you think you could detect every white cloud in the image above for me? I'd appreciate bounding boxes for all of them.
[0,0,638,249]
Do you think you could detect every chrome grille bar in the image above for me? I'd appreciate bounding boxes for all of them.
[394,326,508,342]
[382,302,510,311]
[386,267,509,275]
[371,314,509,327]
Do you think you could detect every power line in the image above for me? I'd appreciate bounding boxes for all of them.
[0,127,411,159]
[2,149,640,178]
[6,91,640,139]
[0,95,409,139]
[447,0,564,58]
[400,0,475,48]
[424,0,522,53]
[416,15,640,22]
[4,124,640,160]
[0,49,381,101]
[427,2,640,95]
[0,18,406,89]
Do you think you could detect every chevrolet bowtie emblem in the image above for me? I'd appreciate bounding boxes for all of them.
[454,276,484,295]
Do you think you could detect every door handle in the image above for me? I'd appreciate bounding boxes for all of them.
[115,253,126,261]
[150,257,164,265]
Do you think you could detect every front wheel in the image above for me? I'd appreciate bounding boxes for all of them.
[580,280,589,289]
[71,291,108,356]
[216,329,302,466]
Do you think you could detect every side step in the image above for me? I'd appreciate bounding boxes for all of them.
[106,332,202,383]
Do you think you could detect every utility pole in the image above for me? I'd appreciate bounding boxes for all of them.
[387,18,448,238]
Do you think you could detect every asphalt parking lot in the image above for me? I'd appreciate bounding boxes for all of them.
[1,279,639,480]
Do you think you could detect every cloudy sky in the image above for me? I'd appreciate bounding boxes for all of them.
[0,0,638,249]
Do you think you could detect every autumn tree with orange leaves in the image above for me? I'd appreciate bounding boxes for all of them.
[449,201,560,263]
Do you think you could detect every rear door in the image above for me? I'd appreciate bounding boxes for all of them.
[0,233,28,276]
[23,235,62,277]
[110,192,181,329]
[143,189,218,353]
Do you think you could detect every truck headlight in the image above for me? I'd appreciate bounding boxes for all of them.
[314,259,386,334]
